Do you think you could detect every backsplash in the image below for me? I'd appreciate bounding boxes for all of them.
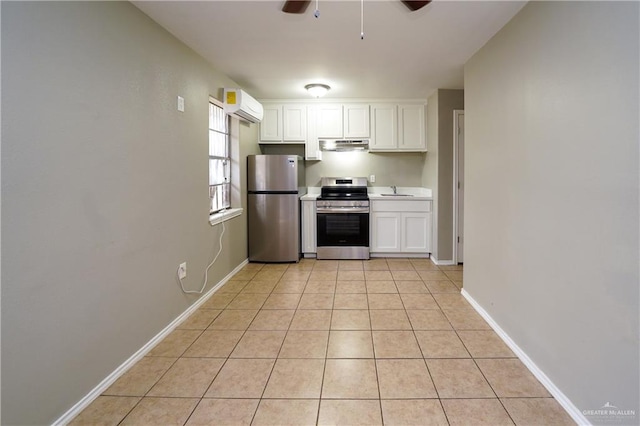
[259,144,425,187]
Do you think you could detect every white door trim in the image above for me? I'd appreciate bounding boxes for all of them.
[452,109,464,264]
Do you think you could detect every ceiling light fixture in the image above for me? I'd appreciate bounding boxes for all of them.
[305,83,331,98]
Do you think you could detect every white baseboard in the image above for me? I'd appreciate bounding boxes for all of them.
[461,289,590,426]
[53,259,249,426]
[370,253,430,258]
[430,256,455,265]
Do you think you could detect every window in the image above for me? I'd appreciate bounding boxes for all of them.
[209,99,230,214]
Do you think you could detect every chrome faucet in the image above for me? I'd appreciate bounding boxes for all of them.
[391,185,397,194]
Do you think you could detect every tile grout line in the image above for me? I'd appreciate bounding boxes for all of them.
[187,264,265,424]
[469,356,520,425]
[370,273,385,425]
[249,262,316,423]
[88,260,566,425]
[118,264,263,425]
[406,261,453,425]
[184,263,264,425]
[117,313,214,425]
[316,266,335,426]
[245,267,291,425]
[403,265,453,425]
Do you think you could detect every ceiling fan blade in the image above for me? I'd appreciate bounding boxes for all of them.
[282,0,311,14]
[401,1,431,12]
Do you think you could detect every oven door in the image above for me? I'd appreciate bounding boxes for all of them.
[316,208,370,247]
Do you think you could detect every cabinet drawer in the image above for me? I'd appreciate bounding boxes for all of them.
[371,200,432,213]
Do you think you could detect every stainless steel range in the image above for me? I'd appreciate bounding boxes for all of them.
[316,177,370,260]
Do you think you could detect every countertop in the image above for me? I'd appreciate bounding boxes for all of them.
[369,187,433,200]
[300,188,320,201]
[300,187,433,201]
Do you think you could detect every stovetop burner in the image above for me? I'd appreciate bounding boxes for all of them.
[317,177,369,202]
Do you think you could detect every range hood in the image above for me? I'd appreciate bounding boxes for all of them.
[319,139,369,152]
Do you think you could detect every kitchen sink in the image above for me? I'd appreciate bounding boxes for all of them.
[380,193,414,197]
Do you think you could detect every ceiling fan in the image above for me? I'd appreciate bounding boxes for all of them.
[282,0,431,14]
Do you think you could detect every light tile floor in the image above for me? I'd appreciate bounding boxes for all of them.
[71,258,575,425]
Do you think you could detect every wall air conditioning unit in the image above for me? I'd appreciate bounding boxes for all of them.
[224,88,264,123]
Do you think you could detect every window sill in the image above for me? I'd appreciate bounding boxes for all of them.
[209,208,243,226]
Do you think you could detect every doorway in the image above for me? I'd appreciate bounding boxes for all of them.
[453,110,464,264]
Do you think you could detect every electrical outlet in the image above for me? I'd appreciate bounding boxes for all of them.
[369,174,376,183]
[178,262,187,279]
[177,96,185,112]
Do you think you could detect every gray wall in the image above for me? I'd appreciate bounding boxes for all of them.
[261,145,425,188]
[423,93,439,256]
[464,1,639,422]
[423,89,464,262]
[436,90,464,261]
[1,2,259,424]
[307,152,424,187]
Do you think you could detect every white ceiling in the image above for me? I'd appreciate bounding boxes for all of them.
[133,1,526,100]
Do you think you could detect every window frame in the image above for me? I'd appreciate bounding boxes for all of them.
[208,96,243,226]
[208,97,231,214]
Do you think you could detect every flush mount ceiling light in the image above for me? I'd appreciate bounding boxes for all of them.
[305,83,331,98]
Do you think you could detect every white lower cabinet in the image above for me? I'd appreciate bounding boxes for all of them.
[401,212,431,252]
[301,200,316,255]
[370,200,432,254]
[371,212,401,251]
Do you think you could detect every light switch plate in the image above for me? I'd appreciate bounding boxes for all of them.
[177,96,185,112]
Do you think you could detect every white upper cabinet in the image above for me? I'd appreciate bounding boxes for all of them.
[260,103,307,144]
[260,104,283,141]
[343,104,370,138]
[370,104,397,150]
[317,104,343,138]
[283,104,307,141]
[398,104,426,151]
[305,106,322,161]
[317,103,369,139]
[369,103,426,152]
[259,100,424,153]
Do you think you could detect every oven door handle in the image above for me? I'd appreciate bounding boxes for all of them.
[317,207,370,214]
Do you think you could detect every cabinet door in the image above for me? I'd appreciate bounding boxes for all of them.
[401,212,430,252]
[370,104,397,150]
[371,212,401,252]
[398,104,426,151]
[260,104,283,141]
[317,104,343,138]
[343,104,370,138]
[283,104,307,141]
[305,106,322,160]
[302,200,317,253]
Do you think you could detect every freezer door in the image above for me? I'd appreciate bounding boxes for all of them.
[248,193,300,262]
[247,155,299,192]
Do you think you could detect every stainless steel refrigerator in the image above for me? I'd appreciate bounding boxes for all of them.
[247,155,306,262]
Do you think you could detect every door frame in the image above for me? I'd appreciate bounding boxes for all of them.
[452,109,464,264]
